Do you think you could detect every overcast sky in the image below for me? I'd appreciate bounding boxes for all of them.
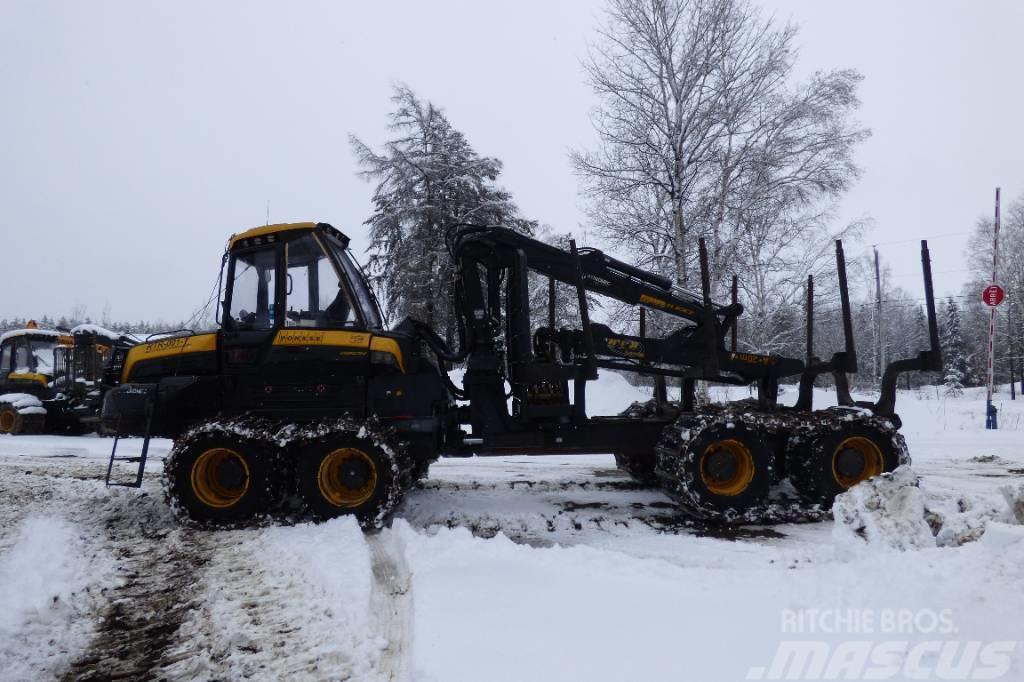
[1,1,1021,324]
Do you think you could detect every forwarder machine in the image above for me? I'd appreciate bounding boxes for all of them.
[0,322,136,435]
[102,221,942,526]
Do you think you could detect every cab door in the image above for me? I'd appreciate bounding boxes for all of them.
[220,243,284,413]
[264,231,371,417]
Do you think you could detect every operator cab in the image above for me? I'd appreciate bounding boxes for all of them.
[223,222,382,332]
[0,325,68,391]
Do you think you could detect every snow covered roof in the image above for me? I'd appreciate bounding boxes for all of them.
[70,323,137,343]
[0,328,65,345]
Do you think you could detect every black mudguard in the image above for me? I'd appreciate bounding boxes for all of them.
[102,376,217,437]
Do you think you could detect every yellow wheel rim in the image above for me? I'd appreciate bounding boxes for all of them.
[190,448,251,509]
[0,409,15,433]
[700,439,755,497]
[832,436,884,488]
[317,448,377,508]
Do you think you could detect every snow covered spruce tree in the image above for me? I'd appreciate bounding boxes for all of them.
[940,297,970,396]
[351,86,536,341]
[571,0,868,354]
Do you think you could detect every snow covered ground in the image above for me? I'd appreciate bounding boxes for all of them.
[0,376,1022,681]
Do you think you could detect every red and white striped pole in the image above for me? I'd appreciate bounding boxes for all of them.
[986,188,1001,429]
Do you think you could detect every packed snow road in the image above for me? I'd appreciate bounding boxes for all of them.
[1,383,1023,681]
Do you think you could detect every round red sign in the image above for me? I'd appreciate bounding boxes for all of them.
[983,284,1005,307]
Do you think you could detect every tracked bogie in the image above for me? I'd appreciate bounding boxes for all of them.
[163,416,414,529]
[652,404,909,524]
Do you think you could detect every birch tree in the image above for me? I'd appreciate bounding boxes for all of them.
[572,0,868,352]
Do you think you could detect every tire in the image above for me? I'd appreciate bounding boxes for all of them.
[297,434,403,526]
[787,422,905,506]
[164,433,273,524]
[660,422,775,518]
[614,451,658,485]
[0,402,44,435]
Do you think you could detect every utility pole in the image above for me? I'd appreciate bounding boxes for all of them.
[985,188,1002,429]
[1010,301,1016,400]
[874,246,884,381]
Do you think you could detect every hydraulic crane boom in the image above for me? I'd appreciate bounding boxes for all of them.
[450,226,804,390]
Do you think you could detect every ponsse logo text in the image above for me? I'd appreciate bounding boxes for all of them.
[278,332,326,345]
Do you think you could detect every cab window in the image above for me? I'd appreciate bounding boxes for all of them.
[13,339,31,373]
[29,339,56,375]
[336,248,383,330]
[228,249,278,330]
[285,233,359,328]
[0,341,11,375]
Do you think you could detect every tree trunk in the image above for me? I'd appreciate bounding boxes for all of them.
[673,204,688,286]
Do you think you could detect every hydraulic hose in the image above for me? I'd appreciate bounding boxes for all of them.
[408,319,469,400]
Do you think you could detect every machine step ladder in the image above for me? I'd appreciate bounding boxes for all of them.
[104,389,158,489]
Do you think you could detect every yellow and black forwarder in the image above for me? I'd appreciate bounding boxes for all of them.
[0,322,135,435]
[102,221,943,527]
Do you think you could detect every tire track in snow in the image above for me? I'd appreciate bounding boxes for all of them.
[0,455,209,681]
[60,519,210,681]
[159,532,334,681]
[367,532,413,682]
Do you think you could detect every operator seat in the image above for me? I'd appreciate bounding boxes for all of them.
[323,286,352,325]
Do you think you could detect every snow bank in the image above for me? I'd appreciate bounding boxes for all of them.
[166,517,382,680]
[393,520,718,682]
[0,516,105,679]
[834,467,1024,554]
[395,518,1024,682]
[585,370,654,415]
[924,486,1013,547]
[980,521,1024,549]
[1001,483,1024,525]
[832,466,935,553]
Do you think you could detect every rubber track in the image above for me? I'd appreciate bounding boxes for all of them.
[655,403,908,524]
[163,416,414,529]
